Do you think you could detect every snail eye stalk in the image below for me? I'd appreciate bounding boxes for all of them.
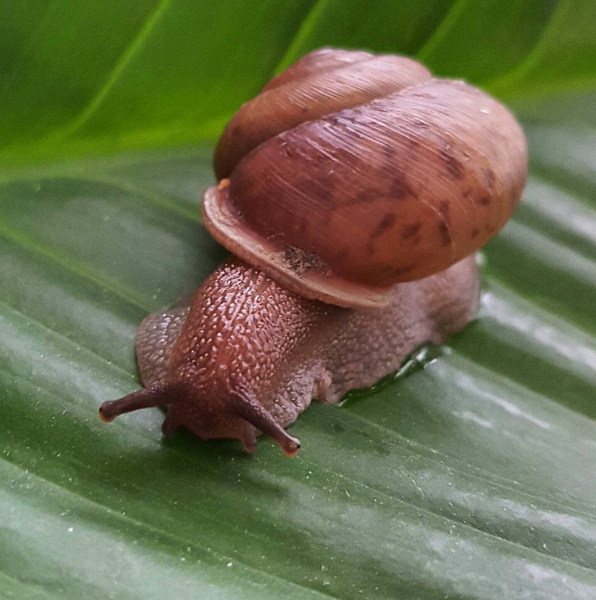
[230,391,301,457]
[99,385,171,423]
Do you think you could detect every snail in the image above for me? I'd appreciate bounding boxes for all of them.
[99,49,527,457]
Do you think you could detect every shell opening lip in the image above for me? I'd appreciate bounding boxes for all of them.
[202,184,394,309]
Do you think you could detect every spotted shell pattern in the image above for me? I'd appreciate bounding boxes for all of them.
[203,49,527,308]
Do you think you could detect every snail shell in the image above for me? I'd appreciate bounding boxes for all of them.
[203,49,527,308]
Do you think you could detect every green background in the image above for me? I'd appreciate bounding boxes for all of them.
[1,1,596,598]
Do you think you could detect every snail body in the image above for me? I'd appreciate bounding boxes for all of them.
[100,256,479,456]
[99,49,527,456]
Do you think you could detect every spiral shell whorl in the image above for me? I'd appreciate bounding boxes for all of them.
[214,49,432,179]
[205,49,527,308]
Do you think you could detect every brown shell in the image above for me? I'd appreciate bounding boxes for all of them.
[214,49,432,179]
[204,49,527,308]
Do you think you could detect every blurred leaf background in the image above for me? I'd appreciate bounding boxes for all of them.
[1,1,596,598]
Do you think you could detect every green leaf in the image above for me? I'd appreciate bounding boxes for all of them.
[2,1,596,598]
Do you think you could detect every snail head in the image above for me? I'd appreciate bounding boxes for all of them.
[98,381,301,457]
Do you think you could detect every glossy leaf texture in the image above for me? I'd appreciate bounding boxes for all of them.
[2,1,596,598]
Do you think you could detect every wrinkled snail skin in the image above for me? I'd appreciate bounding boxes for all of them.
[100,255,479,456]
[99,48,527,456]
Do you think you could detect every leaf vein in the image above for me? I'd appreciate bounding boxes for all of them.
[50,0,173,141]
